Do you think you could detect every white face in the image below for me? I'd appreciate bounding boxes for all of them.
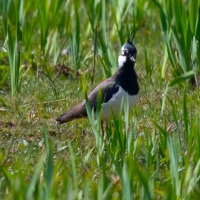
[118,45,126,68]
[118,44,135,68]
[121,45,126,55]
[118,55,127,68]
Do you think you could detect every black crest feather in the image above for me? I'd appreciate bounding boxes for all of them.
[127,26,145,43]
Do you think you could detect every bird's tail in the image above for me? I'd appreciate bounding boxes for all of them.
[56,103,87,124]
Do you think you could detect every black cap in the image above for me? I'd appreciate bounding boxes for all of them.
[121,41,137,62]
[123,41,137,55]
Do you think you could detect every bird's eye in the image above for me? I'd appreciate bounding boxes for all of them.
[123,49,128,54]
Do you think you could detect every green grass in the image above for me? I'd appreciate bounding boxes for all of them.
[1,0,200,199]
[1,65,200,199]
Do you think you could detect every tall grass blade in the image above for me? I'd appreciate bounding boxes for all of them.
[26,154,46,199]
[122,161,132,200]
[167,137,180,197]
[67,140,78,190]
[183,87,188,141]
[152,0,199,86]
[7,25,20,96]
[38,0,49,54]
[161,83,169,115]
[43,124,53,200]
[0,165,11,199]
[168,71,194,87]
[189,0,199,35]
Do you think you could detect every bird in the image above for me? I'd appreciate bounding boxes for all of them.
[56,40,139,129]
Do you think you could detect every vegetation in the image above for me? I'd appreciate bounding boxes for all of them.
[0,0,200,199]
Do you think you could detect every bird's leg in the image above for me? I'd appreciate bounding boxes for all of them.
[101,121,109,139]
[106,123,108,133]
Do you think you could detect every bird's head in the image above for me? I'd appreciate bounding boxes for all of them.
[118,40,137,68]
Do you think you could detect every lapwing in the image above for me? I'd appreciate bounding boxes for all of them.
[56,40,139,128]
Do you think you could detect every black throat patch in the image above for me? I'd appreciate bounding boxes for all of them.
[115,60,139,95]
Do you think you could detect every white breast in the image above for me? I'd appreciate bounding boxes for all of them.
[101,86,139,121]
